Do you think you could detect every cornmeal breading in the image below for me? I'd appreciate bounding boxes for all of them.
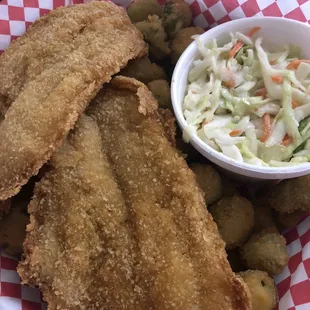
[0,1,146,201]
[18,77,251,310]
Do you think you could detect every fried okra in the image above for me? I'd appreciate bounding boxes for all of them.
[209,195,254,249]
[275,210,306,229]
[163,0,192,38]
[241,228,289,276]
[170,27,204,63]
[127,0,163,23]
[148,80,172,109]
[239,270,277,310]
[190,163,222,205]
[136,15,170,59]
[121,57,166,84]
[265,175,310,213]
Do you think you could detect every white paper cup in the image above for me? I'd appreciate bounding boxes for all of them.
[171,17,310,181]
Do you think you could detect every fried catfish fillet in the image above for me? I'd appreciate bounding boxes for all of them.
[18,77,251,310]
[18,115,138,309]
[0,1,147,200]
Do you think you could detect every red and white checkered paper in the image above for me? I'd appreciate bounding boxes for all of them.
[0,0,309,309]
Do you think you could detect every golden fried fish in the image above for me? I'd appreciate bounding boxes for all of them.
[0,1,146,200]
[18,77,251,310]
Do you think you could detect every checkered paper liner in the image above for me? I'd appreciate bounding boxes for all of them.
[0,0,309,309]
[0,0,310,50]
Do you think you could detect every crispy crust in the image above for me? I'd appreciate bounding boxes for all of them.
[110,76,158,115]
[158,108,176,146]
[18,77,251,310]
[0,2,147,200]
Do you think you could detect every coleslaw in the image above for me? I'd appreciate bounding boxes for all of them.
[183,27,310,167]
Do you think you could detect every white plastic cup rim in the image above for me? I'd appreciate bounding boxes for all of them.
[171,17,310,180]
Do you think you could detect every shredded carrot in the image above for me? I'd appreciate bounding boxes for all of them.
[199,119,208,129]
[292,100,299,109]
[223,80,235,88]
[271,76,283,84]
[255,87,267,97]
[281,134,293,146]
[287,59,310,70]
[201,119,209,126]
[228,27,260,58]
[260,113,271,142]
[228,41,243,59]
[247,26,261,37]
[230,130,242,137]
[269,60,276,65]
[228,27,261,59]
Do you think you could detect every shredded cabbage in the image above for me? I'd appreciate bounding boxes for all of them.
[183,29,310,167]
[282,79,301,142]
[296,62,310,83]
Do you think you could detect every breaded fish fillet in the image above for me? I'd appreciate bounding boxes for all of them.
[0,1,147,200]
[19,115,138,309]
[18,77,251,310]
